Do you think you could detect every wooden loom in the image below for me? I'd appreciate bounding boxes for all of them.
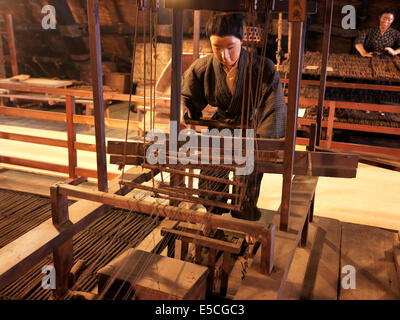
[0,0,359,300]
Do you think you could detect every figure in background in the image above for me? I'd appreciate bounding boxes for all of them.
[355,8,400,57]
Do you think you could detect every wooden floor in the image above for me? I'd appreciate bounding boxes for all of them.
[0,169,399,300]
[282,216,400,300]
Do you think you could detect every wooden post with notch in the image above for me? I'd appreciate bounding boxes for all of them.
[193,10,200,62]
[66,96,77,179]
[87,0,108,192]
[5,13,18,76]
[260,225,275,274]
[280,0,307,231]
[326,100,336,149]
[169,8,185,203]
[307,122,317,223]
[50,185,73,299]
[316,0,334,146]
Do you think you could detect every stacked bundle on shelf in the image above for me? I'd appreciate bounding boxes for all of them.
[279,51,400,82]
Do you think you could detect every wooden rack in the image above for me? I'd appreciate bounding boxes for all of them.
[0,83,171,180]
[281,79,400,158]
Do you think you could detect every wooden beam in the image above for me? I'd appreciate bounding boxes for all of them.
[57,183,272,236]
[298,138,400,158]
[87,0,108,192]
[0,82,172,104]
[0,106,139,130]
[280,79,400,93]
[160,228,242,254]
[0,131,68,148]
[298,118,400,136]
[108,137,286,155]
[0,155,118,180]
[0,106,66,122]
[165,0,245,11]
[290,96,400,114]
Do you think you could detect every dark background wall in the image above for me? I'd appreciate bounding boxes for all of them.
[0,0,399,81]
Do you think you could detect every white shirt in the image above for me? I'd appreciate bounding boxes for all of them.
[223,60,239,95]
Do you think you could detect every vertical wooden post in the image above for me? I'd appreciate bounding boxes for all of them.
[167,239,175,258]
[170,8,183,138]
[307,123,316,223]
[316,0,334,146]
[180,240,188,260]
[5,13,18,76]
[66,96,77,179]
[220,251,231,296]
[193,10,200,62]
[276,12,283,67]
[307,122,317,223]
[85,103,93,131]
[169,8,184,202]
[260,225,275,274]
[207,248,217,294]
[309,194,315,222]
[87,0,108,192]
[187,10,201,189]
[300,213,309,247]
[281,0,307,231]
[288,22,292,58]
[50,185,73,299]
[326,101,336,149]
[280,21,304,231]
[0,20,6,78]
[307,122,317,152]
[195,245,203,264]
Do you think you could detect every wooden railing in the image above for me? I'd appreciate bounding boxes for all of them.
[280,79,400,158]
[1,79,399,179]
[0,83,170,180]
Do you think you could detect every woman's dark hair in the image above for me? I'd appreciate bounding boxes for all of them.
[206,13,244,40]
[379,8,396,18]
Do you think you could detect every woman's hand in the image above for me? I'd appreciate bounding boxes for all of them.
[180,105,190,130]
[385,47,399,56]
[361,51,373,57]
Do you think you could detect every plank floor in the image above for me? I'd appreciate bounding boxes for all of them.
[281,216,400,300]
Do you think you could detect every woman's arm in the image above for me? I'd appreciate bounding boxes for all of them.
[384,47,400,55]
[355,43,373,57]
